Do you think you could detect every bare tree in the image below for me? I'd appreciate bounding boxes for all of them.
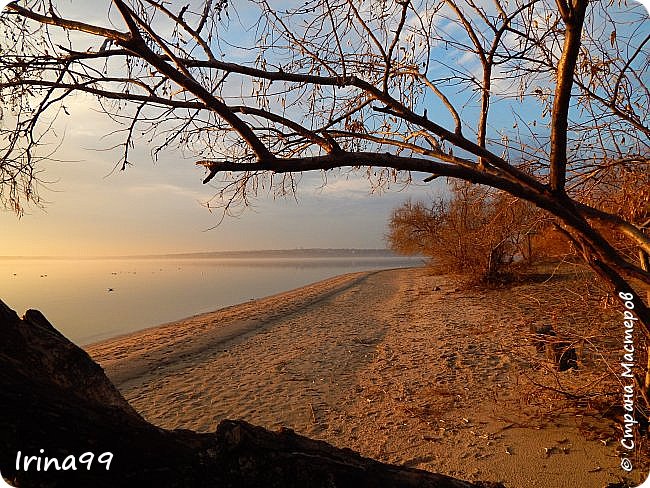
[1,0,649,331]
[387,184,541,282]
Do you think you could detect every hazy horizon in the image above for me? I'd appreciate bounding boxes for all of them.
[2,254,422,344]
[0,247,411,259]
[0,84,441,258]
[0,3,445,257]
[0,159,440,257]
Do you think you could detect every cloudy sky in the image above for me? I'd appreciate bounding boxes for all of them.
[0,92,438,256]
[0,1,449,257]
[1,0,646,257]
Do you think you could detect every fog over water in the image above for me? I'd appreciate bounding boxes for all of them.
[2,253,422,345]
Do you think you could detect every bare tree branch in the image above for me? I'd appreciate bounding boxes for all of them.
[1,0,649,331]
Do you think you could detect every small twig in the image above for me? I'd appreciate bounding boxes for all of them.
[634,374,650,412]
[308,402,317,424]
[523,373,615,400]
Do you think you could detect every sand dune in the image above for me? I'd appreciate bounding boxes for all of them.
[85,267,646,487]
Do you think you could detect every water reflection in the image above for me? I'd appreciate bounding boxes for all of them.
[2,257,422,345]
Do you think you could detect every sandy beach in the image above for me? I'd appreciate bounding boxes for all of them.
[86,267,648,487]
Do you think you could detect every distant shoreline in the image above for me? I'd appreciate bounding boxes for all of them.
[4,256,424,346]
[0,248,421,260]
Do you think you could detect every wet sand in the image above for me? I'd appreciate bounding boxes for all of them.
[86,267,647,487]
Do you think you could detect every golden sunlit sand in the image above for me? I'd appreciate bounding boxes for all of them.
[86,267,645,487]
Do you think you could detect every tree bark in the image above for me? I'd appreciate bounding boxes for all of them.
[549,0,589,193]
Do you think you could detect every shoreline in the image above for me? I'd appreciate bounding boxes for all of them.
[85,267,646,487]
[5,255,421,346]
[85,270,383,388]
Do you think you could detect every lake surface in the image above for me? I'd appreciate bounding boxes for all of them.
[1,256,422,345]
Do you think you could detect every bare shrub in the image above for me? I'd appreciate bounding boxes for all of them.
[387,182,541,283]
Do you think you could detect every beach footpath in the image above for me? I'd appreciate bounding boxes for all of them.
[86,267,644,488]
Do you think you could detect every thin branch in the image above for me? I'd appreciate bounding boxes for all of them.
[6,3,130,41]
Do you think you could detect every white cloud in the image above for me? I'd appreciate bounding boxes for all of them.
[126,182,208,201]
[311,176,374,199]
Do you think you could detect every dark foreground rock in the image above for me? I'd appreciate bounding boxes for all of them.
[0,299,504,488]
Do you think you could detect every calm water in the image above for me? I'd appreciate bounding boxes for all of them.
[1,257,421,345]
